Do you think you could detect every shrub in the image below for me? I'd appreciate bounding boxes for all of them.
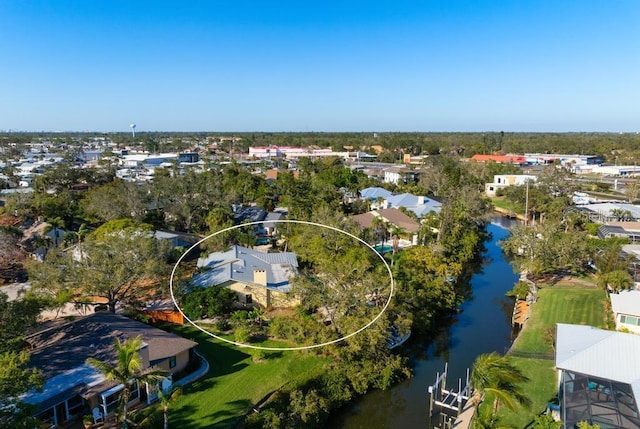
[234,326,251,344]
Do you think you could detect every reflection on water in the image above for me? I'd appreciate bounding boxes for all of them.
[333,220,519,429]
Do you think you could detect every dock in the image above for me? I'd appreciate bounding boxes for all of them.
[512,299,530,326]
[427,363,473,428]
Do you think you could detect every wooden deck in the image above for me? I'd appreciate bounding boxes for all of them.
[452,399,476,429]
[512,299,530,326]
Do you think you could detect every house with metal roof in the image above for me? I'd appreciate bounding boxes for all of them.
[581,203,640,223]
[22,312,198,428]
[359,187,441,217]
[597,222,640,242]
[360,187,394,202]
[610,290,640,334]
[555,323,640,428]
[192,245,299,308]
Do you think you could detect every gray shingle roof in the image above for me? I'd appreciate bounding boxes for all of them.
[26,312,197,379]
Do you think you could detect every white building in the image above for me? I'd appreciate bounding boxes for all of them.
[555,323,640,427]
[383,167,420,185]
[610,290,640,334]
[484,174,537,197]
[590,165,640,177]
[248,146,362,161]
[524,153,603,166]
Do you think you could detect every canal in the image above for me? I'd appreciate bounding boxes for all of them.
[333,219,520,428]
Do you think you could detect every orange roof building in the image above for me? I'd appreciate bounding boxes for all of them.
[471,154,527,165]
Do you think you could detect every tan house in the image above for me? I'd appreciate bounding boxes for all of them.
[23,312,197,427]
[351,208,421,246]
[193,245,300,309]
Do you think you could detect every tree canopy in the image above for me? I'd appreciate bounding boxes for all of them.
[30,222,170,313]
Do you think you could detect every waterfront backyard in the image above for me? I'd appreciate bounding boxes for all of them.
[167,326,330,428]
[497,278,609,427]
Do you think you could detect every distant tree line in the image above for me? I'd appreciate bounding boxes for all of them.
[4,131,640,163]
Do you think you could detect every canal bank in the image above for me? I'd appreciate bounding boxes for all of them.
[332,219,520,428]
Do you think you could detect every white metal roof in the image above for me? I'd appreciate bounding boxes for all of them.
[555,323,640,402]
[610,290,640,317]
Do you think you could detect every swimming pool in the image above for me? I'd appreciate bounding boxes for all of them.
[373,244,394,254]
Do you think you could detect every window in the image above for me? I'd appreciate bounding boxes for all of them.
[102,383,139,415]
[36,408,55,426]
[169,356,176,369]
[129,383,140,401]
[67,395,85,417]
[621,315,640,326]
[104,389,122,415]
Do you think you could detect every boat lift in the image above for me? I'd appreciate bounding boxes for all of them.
[427,363,472,428]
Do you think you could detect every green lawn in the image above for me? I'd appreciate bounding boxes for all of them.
[490,197,522,214]
[512,286,607,355]
[168,326,331,429]
[495,283,608,427]
[498,358,557,428]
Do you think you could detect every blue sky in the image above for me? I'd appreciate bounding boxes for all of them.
[1,1,639,132]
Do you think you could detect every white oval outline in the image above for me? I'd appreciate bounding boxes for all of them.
[170,219,395,351]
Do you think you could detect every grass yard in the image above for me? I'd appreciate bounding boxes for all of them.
[168,326,331,429]
[490,197,523,215]
[498,358,557,428]
[496,282,608,427]
[512,286,607,355]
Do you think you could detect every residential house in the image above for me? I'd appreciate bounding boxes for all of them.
[610,290,640,333]
[403,154,429,165]
[153,230,199,249]
[192,245,299,308]
[581,203,640,223]
[360,187,393,207]
[22,312,197,427]
[383,166,420,185]
[264,168,299,181]
[555,323,640,428]
[484,174,537,197]
[351,208,421,246]
[360,187,441,217]
[232,206,267,225]
[261,209,287,236]
[597,222,640,242]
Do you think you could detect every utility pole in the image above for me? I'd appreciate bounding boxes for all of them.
[524,181,530,226]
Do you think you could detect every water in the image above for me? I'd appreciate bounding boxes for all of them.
[374,244,395,254]
[333,220,519,428]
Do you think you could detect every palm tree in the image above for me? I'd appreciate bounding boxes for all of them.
[138,386,182,429]
[470,352,531,416]
[389,225,406,254]
[63,223,89,247]
[87,336,167,429]
[158,386,182,429]
[370,216,388,250]
[44,216,65,247]
[597,269,633,294]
